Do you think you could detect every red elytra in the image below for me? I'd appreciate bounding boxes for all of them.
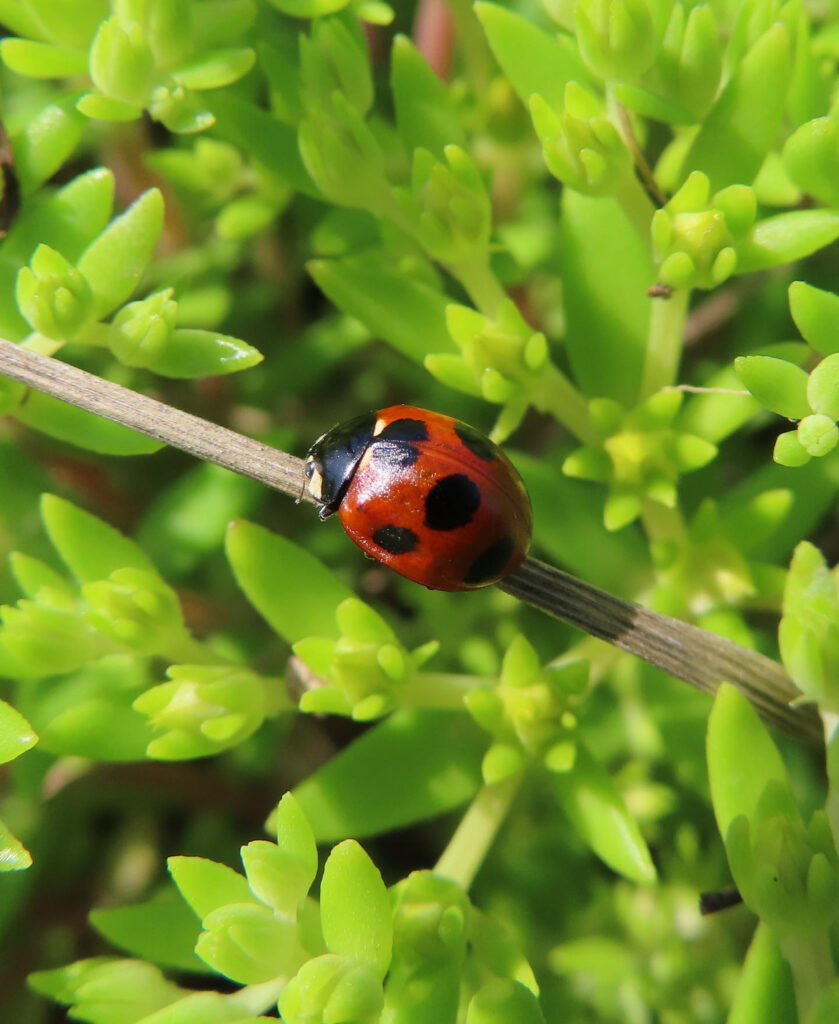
[304,405,533,591]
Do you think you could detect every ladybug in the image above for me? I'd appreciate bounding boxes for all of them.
[304,405,533,591]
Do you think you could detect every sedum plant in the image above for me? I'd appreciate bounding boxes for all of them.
[1,0,839,1021]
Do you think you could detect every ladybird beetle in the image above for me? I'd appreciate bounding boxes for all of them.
[305,405,533,591]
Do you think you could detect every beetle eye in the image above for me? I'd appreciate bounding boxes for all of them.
[304,460,315,479]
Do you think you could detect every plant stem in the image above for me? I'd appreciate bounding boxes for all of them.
[823,713,839,850]
[400,671,490,709]
[165,632,227,666]
[641,496,686,546]
[434,773,523,890]
[531,362,597,445]
[452,258,507,317]
[613,171,657,246]
[640,288,690,399]
[781,931,836,1022]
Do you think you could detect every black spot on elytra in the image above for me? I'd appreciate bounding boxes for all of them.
[464,536,515,585]
[377,418,429,442]
[425,474,480,531]
[372,525,419,555]
[371,441,420,469]
[455,422,497,462]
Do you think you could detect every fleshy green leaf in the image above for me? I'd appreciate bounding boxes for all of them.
[391,35,465,158]
[293,708,486,839]
[551,740,657,884]
[13,388,165,455]
[264,0,348,17]
[736,211,839,274]
[168,856,256,920]
[684,23,790,190]
[241,794,317,915]
[0,38,87,77]
[89,887,208,973]
[173,48,255,90]
[0,819,31,871]
[147,328,263,378]
[38,697,155,761]
[308,254,453,362]
[476,2,589,112]
[320,840,392,975]
[203,92,318,197]
[560,191,653,404]
[76,92,142,122]
[808,357,839,420]
[0,699,37,763]
[707,683,790,838]
[466,980,547,1024]
[734,355,810,419]
[77,189,165,318]
[727,924,797,1024]
[789,281,839,357]
[137,464,262,577]
[41,493,156,583]
[12,96,85,195]
[226,520,354,643]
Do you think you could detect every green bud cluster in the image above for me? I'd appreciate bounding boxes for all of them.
[563,389,717,530]
[396,146,493,265]
[640,3,721,121]
[16,245,95,341]
[0,595,112,678]
[426,300,551,442]
[575,0,659,82]
[109,289,178,368]
[737,280,839,466]
[298,19,391,215]
[300,18,374,117]
[651,172,755,289]
[779,542,839,712]
[293,597,439,720]
[86,0,255,131]
[649,499,761,619]
[0,0,256,132]
[386,871,543,1022]
[82,567,189,655]
[0,497,215,684]
[299,93,391,213]
[530,83,632,197]
[465,634,587,783]
[784,107,839,208]
[12,191,262,380]
[726,782,839,940]
[134,664,291,759]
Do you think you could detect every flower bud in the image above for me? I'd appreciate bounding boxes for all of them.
[134,665,287,759]
[109,289,177,368]
[575,0,658,82]
[299,94,390,214]
[652,172,756,289]
[280,954,384,1024]
[16,245,94,341]
[89,16,154,107]
[294,598,437,719]
[82,567,185,655]
[531,84,632,196]
[300,17,373,116]
[399,146,491,265]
